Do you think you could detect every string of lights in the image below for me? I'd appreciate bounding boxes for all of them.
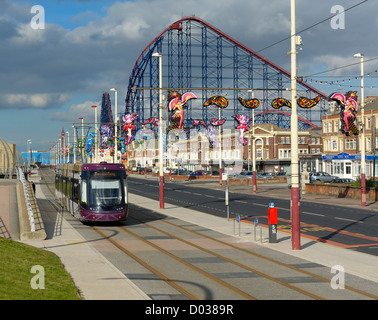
[302,69,378,89]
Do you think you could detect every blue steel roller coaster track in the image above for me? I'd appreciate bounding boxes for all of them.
[125,16,327,131]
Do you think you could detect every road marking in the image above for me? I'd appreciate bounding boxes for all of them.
[235,200,248,203]
[303,212,325,217]
[252,202,266,207]
[335,217,363,223]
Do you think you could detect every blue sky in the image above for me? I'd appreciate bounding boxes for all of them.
[1,0,377,153]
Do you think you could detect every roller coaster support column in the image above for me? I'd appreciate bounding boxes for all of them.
[290,0,300,250]
[153,52,165,209]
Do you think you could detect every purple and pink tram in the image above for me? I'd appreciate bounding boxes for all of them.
[55,162,128,222]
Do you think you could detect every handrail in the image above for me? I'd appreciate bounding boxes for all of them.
[16,167,35,232]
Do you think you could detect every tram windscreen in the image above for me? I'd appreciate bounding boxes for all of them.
[81,170,126,209]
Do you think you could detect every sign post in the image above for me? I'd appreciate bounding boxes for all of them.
[225,175,229,221]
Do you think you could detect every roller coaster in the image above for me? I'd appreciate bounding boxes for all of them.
[125,16,327,131]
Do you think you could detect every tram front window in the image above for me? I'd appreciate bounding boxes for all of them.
[90,179,123,207]
[82,170,126,210]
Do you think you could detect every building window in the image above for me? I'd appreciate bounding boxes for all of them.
[332,140,338,151]
[345,139,357,150]
[333,162,344,175]
[279,149,291,159]
[323,122,327,133]
[257,149,262,159]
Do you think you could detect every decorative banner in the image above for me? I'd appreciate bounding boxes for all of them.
[233,114,251,146]
[86,133,95,158]
[272,96,322,109]
[118,137,127,154]
[329,91,359,136]
[204,96,228,108]
[209,117,227,126]
[122,113,139,145]
[168,91,197,129]
[192,119,206,127]
[297,95,322,108]
[144,117,159,126]
[202,96,229,148]
[272,98,292,109]
[192,117,227,148]
[238,97,260,109]
[236,97,260,146]
[100,124,112,149]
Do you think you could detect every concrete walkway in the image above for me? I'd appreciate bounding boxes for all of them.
[5,170,378,299]
[21,170,150,300]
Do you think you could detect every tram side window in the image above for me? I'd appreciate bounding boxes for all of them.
[81,180,87,205]
[124,179,128,204]
[73,180,80,202]
[55,176,59,190]
[63,178,68,195]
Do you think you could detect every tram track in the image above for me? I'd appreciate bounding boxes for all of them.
[126,214,324,300]
[132,208,378,300]
[94,224,256,300]
[38,168,378,300]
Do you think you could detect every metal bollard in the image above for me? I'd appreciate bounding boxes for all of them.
[225,184,229,221]
[268,203,278,243]
[260,224,262,243]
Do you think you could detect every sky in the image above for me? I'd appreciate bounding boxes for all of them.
[1,0,377,152]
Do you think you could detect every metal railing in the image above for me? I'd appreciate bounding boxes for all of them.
[16,167,35,232]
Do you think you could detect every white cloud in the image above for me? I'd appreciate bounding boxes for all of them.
[0,0,377,113]
[49,99,100,122]
[2,93,70,109]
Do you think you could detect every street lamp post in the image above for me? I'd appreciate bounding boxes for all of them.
[79,117,84,163]
[66,131,70,163]
[290,0,301,250]
[110,88,118,163]
[27,139,32,166]
[152,52,165,209]
[354,53,366,207]
[72,125,76,164]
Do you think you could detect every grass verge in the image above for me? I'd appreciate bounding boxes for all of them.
[0,237,81,300]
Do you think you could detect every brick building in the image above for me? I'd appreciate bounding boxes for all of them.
[322,97,378,180]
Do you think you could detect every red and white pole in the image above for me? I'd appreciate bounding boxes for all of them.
[153,52,164,209]
[290,0,300,250]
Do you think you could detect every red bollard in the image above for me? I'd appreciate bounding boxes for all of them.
[268,203,278,243]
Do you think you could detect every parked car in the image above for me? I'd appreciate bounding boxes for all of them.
[273,172,286,176]
[310,172,339,183]
[228,171,242,177]
[256,172,273,179]
[189,170,206,176]
[237,171,253,178]
[331,178,355,184]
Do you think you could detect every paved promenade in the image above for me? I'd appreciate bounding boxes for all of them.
[2,170,378,299]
